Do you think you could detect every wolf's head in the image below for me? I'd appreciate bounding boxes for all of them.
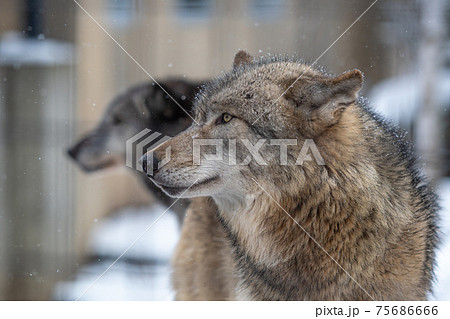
[144,51,363,204]
[68,81,196,172]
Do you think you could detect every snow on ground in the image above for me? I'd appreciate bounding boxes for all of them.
[53,205,179,300]
[87,205,179,261]
[54,261,173,301]
[54,182,450,300]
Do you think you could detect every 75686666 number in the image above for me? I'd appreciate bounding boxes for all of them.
[376,305,438,316]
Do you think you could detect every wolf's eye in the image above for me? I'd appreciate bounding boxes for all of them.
[216,113,234,125]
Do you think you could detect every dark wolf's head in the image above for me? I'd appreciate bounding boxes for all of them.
[144,51,363,201]
[67,80,200,172]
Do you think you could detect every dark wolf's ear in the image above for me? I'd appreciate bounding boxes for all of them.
[233,50,253,68]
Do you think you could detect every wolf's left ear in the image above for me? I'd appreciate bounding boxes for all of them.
[311,69,363,125]
[233,50,253,68]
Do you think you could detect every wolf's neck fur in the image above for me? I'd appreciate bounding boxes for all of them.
[213,105,415,300]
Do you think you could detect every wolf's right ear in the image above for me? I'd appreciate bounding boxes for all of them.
[233,50,253,68]
[283,69,362,125]
[313,69,363,125]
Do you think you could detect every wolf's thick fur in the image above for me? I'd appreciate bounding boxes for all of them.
[147,52,438,300]
[172,197,236,300]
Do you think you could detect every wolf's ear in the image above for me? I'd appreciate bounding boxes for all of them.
[283,69,362,127]
[233,50,253,68]
[312,69,363,124]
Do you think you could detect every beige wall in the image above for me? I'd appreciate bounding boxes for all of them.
[74,0,154,256]
[0,1,21,35]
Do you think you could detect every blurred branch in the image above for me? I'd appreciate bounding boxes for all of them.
[414,0,447,183]
[25,0,44,38]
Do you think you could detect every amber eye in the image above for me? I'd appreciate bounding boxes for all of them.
[223,113,233,122]
[223,113,233,123]
[216,113,234,125]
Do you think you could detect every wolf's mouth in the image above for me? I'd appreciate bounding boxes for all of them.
[149,175,219,197]
[75,156,122,172]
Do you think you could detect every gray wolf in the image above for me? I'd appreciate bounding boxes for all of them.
[67,79,202,220]
[143,51,439,300]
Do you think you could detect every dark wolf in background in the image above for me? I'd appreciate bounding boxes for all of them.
[67,79,202,221]
[146,51,439,300]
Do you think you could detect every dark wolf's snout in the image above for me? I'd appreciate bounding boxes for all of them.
[66,134,108,172]
[67,138,88,160]
[140,152,160,175]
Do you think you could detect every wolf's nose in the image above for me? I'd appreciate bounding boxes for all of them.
[67,140,83,160]
[67,146,77,159]
[140,153,160,175]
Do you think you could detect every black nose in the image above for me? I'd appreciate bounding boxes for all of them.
[67,146,77,159]
[141,152,160,175]
[67,136,92,160]
[67,141,83,160]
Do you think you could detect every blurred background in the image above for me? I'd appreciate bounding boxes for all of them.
[0,0,449,300]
